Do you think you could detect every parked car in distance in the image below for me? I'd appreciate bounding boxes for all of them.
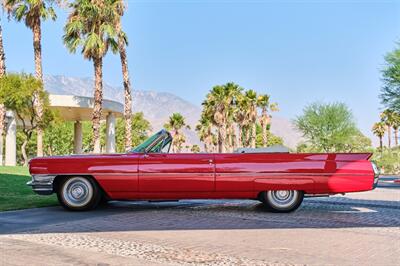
[28,129,379,212]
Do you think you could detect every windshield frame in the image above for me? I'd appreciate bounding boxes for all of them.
[131,129,172,153]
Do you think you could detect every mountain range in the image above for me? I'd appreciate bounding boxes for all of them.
[43,75,303,149]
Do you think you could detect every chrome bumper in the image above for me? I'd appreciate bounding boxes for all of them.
[27,175,56,195]
[372,162,380,189]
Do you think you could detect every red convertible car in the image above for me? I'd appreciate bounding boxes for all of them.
[28,129,379,212]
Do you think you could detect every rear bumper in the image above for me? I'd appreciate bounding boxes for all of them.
[373,175,379,189]
[27,175,56,195]
[371,162,380,190]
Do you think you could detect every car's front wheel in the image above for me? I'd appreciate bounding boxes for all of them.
[57,176,101,211]
[260,190,304,213]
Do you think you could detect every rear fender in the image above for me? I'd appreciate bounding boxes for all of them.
[254,177,315,193]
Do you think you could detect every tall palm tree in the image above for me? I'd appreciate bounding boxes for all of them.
[0,18,6,165]
[372,122,386,150]
[64,0,119,153]
[235,93,250,148]
[202,86,228,153]
[380,109,396,149]
[245,90,258,148]
[164,113,189,153]
[392,111,400,147]
[112,0,132,151]
[257,94,278,147]
[202,83,240,152]
[5,0,57,157]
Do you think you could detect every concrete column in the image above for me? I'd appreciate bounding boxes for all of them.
[5,111,16,166]
[105,113,116,153]
[73,121,83,154]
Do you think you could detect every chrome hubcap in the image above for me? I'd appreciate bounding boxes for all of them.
[267,190,298,209]
[62,177,93,207]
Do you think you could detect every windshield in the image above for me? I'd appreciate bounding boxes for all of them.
[131,130,172,153]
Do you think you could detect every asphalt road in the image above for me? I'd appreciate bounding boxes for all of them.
[0,177,399,265]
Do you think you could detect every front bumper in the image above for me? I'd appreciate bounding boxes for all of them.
[27,175,56,195]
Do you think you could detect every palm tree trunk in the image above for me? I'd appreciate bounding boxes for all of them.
[261,108,267,147]
[237,125,242,148]
[387,126,391,149]
[0,21,6,165]
[0,22,5,76]
[379,137,383,150]
[395,128,398,146]
[32,20,44,157]
[218,125,226,153]
[117,20,132,152]
[92,57,103,153]
[231,123,237,151]
[251,122,256,148]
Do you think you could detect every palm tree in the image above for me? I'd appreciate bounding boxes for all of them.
[235,93,250,148]
[112,0,132,151]
[5,0,57,157]
[63,0,119,153]
[392,111,400,147]
[257,94,278,147]
[202,83,240,152]
[164,113,189,153]
[245,90,258,148]
[202,86,228,153]
[372,122,386,150]
[380,109,396,148]
[0,18,6,165]
[196,115,214,153]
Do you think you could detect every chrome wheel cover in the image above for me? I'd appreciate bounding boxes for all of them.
[62,177,93,207]
[267,190,298,209]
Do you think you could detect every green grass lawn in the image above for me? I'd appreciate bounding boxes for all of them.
[0,166,58,211]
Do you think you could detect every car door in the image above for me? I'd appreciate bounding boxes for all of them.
[138,153,215,192]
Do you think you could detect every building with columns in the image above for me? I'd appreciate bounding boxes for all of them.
[2,94,123,166]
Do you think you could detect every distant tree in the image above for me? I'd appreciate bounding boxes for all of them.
[0,73,53,165]
[196,115,215,153]
[380,109,396,148]
[392,111,400,147]
[255,125,284,148]
[338,130,372,152]
[114,112,151,153]
[257,94,278,147]
[380,43,400,113]
[372,121,386,150]
[164,113,190,153]
[294,102,359,152]
[245,90,258,148]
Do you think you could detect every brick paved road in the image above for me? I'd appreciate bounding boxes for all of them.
[1,184,399,266]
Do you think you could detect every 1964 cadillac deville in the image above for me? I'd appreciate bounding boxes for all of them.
[28,129,379,212]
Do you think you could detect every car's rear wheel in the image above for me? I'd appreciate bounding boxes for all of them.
[57,176,101,211]
[261,190,304,213]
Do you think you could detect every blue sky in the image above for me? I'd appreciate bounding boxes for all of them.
[2,0,400,142]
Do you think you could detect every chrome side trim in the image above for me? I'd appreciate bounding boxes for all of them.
[27,175,56,195]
